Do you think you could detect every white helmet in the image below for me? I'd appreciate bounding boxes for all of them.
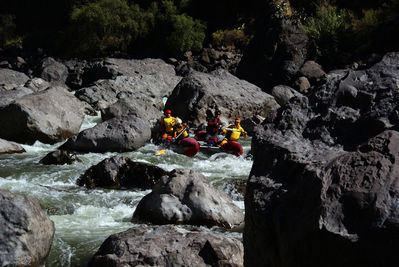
[175,118,182,125]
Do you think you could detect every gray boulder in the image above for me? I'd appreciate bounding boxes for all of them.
[271,84,304,106]
[0,68,29,91]
[165,69,279,127]
[133,169,244,228]
[0,190,55,266]
[0,87,33,108]
[0,138,25,154]
[88,225,244,267]
[60,115,151,153]
[77,155,168,189]
[0,87,85,144]
[38,57,69,87]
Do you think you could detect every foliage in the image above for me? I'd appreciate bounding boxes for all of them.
[0,14,16,47]
[211,27,251,50]
[303,4,348,66]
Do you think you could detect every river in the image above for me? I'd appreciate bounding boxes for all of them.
[0,113,253,266]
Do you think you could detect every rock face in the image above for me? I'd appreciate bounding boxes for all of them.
[77,155,168,189]
[0,190,55,266]
[236,17,308,91]
[0,87,85,144]
[88,225,244,267]
[75,58,182,110]
[133,169,244,228]
[0,68,29,91]
[165,69,279,127]
[0,138,25,154]
[244,52,399,267]
[60,115,151,152]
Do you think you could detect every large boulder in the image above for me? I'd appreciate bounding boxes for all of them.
[60,115,151,153]
[0,138,25,154]
[244,52,399,267]
[165,69,279,127]
[0,87,85,144]
[77,155,168,189]
[133,169,244,228]
[236,17,308,92]
[245,129,399,267]
[0,87,33,108]
[75,58,182,110]
[0,68,29,91]
[0,190,55,266]
[88,225,244,267]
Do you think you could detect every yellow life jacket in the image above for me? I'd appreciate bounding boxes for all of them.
[162,116,176,134]
[226,124,245,141]
[175,125,188,139]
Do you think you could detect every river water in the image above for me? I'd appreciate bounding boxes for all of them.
[0,114,253,266]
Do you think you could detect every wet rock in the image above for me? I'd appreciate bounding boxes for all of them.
[0,138,25,154]
[0,190,55,266]
[60,115,151,153]
[165,69,279,128]
[0,86,85,145]
[77,155,168,189]
[39,150,81,165]
[88,225,243,267]
[133,169,244,228]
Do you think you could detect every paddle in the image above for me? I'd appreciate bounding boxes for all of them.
[155,125,189,156]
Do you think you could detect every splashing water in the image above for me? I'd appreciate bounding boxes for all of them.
[0,113,253,266]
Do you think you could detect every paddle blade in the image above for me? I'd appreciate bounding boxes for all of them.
[155,149,166,156]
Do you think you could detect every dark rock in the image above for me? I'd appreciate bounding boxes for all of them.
[77,155,168,189]
[0,87,85,145]
[88,225,243,267]
[236,17,308,91]
[0,190,55,266]
[0,138,25,154]
[37,57,69,87]
[39,150,81,165]
[60,115,151,153]
[165,69,279,128]
[133,169,244,228]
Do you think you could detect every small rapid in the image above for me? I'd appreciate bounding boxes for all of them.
[0,114,253,266]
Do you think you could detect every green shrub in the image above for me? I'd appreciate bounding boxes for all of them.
[303,4,348,65]
[0,14,17,48]
[211,27,251,50]
[67,0,137,56]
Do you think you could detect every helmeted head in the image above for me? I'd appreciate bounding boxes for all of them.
[235,117,240,125]
[215,110,221,116]
[175,118,182,126]
[165,109,172,117]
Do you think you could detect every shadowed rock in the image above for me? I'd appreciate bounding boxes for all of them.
[39,150,81,165]
[88,225,243,267]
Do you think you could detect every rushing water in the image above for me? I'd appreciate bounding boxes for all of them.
[0,114,253,267]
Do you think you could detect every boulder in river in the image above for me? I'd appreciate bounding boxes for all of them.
[0,138,25,154]
[60,115,151,153]
[0,86,85,145]
[165,69,279,128]
[133,169,244,228]
[0,189,55,266]
[39,150,81,165]
[77,155,168,189]
[88,225,244,267]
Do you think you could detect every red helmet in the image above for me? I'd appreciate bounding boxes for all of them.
[235,117,240,122]
[165,109,172,114]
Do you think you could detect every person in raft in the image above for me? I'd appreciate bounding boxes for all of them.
[160,109,176,143]
[172,118,189,143]
[219,117,247,146]
[205,110,223,145]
